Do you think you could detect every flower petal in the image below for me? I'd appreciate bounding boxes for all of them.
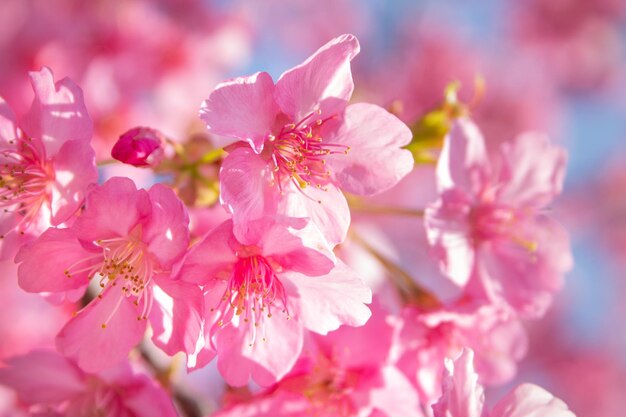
[73,177,151,242]
[437,118,491,196]
[491,383,575,417]
[278,182,350,246]
[432,348,485,417]
[149,278,204,358]
[0,350,85,405]
[214,311,303,387]
[50,139,97,225]
[56,288,147,373]
[286,260,371,335]
[143,183,190,269]
[276,34,359,121]
[219,147,278,238]
[177,220,237,285]
[324,103,414,196]
[21,67,93,157]
[199,72,278,152]
[16,227,97,294]
[497,133,567,210]
[0,98,19,146]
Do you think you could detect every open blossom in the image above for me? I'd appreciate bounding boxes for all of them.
[15,177,202,372]
[0,67,96,258]
[178,217,372,386]
[432,348,576,417]
[0,349,178,417]
[396,304,527,406]
[214,305,421,417]
[200,34,413,244]
[425,118,572,318]
[111,127,165,167]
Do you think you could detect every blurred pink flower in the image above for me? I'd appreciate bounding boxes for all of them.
[200,34,413,245]
[214,306,421,417]
[0,349,178,417]
[0,67,96,258]
[396,304,527,407]
[432,348,576,417]
[425,118,572,318]
[111,126,164,167]
[178,217,371,386]
[15,177,201,372]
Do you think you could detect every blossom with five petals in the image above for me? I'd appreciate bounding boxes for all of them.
[200,34,413,244]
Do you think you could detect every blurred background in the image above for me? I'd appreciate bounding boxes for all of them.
[0,0,625,415]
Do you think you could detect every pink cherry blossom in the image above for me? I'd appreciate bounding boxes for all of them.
[0,349,178,417]
[178,217,372,386]
[425,117,572,318]
[0,67,97,258]
[200,34,413,244]
[111,126,165,167]
[214,305,421,417]
[15,177,202,372]
[396,304,527,407]
[432,348,576,417]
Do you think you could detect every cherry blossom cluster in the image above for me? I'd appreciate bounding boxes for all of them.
[0,32,577,417]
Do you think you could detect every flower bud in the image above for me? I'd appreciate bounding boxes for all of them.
[111,127,165,167]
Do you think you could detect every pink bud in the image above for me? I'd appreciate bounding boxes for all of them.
[111,127,165,167]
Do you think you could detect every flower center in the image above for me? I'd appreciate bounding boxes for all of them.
[64,233,157,327]
[0,137,52,237]
[469,203,538,252]
[212,255,289,346]
[267,110,349,196]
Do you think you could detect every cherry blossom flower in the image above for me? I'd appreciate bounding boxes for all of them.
[178,217,371,386]
[111,127,165,167]
[199,34,413,244]
[15,177,202,372]
[213,305,421,417]
[432,348,576,417]
[0,67,97,258]
[396,304,527,406]
[0,349,178,417]
[425,117,572,318]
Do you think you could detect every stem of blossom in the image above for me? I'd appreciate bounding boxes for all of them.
[349,231,440,309]
[346,195,425,217]
[96,159,117,166]
[138,344,204,417]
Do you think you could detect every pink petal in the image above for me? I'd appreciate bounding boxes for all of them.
[356,366,424,417]
[21,67,93,157]
[286,260,371,335]
[143,184,190,269]
[149,278,204,358]
[278,182,350,246]
[0,98,19,145]
[16,228,97,294]
[432,348,486,417]
[479,215,572,319]
[199,72,278,152]
[437,118,491,197]
[116,371,179,417]
[491,384,576,417]
[424,190,475,287]
[0,350,85,405]
[324,103,414,196]
[497,133,567,210]
[50,139,97,225]
[244,217,335,276]
[214,310,303,387]
[73,177,151,242]
[56,288,147,373]
[275,34,359,121]
[219,146,278,238]
[177,220,237,285]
